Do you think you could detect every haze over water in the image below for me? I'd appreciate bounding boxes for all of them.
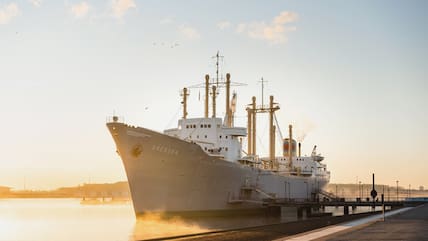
[0,199,387,241]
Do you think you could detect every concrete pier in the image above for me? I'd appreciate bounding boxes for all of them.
[313,204,428,241]
[165,211,386,241]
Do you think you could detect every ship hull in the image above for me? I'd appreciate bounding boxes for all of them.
[107,122,329,217]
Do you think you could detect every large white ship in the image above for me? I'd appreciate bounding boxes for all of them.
[107,55,330,217]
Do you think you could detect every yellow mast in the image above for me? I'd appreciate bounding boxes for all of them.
[225,73,231,127]
[204,74,209,118]
[288,125,293,168]
[269,95,279,166]
[182,87,188,119]
[247,107,252,155]
[251,96,256,155]
[212,85,217,118]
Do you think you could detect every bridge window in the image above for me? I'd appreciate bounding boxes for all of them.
[208,124,211,128]
[193,125,196,128]
[200,124,203,128]
[219,135,222,139]
[205,135,207,138]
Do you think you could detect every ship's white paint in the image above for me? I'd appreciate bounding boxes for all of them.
[107,116,330,216]
[164,117,245,161]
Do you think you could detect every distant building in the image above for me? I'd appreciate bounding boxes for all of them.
[420,186,424,191]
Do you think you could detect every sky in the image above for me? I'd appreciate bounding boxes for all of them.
[0,0,427,190]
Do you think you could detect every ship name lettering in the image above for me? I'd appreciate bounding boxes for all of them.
[152,145,178,156]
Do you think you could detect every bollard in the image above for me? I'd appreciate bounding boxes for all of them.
[344,205,349,215]
[297,207,303,219]
[382,194,385,221]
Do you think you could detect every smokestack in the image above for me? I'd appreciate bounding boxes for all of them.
[205,74,209,118]
[298,142,301,157]
[226,73,231,127]
[288,125,293,168]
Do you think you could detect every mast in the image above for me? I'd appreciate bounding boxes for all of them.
[288,125,293,168]
[212,51,223,88]
[226,73,231,127]
[247,80,279,166]
[181,87,189,119]
[251,96,257,155]
[247,107,252,155]
[259,77,267,107]
[212,85,217,118]
[204,74,209,118]
[186,53,245,120]
[269,95,279,166]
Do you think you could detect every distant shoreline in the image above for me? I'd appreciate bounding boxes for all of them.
[1,182,427,200]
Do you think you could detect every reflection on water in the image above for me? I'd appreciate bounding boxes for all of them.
[0,198,134,241]
[0,199,388,241]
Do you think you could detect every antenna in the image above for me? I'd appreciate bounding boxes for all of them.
[258,77,268,108]
[186,52,246,119]
[212,51,224,87]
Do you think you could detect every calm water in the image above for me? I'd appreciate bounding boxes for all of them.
[0,198,385,241]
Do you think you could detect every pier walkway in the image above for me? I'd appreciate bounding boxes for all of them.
[163,205,426,241]
[309,203,428,241]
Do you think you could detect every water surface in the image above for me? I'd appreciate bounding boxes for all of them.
[0,198,385,241]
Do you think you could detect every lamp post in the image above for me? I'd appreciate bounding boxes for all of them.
[359,181,361,199]
[396,180,399,201]
[387,186,390,201]
[408,184,411,198]
[335,184,338,199]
